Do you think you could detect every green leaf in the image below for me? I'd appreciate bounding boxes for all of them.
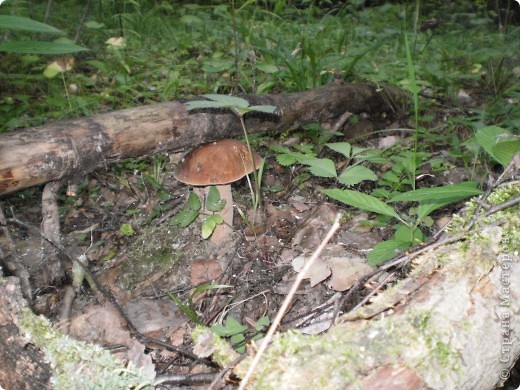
[119,223,134,237]
[475,126,513,166]
[201,215,224,239]
[185,100,229,110]
[0,40,88,54]
[255,316,271,331]
[167,292,202,325]
[326,142,352,158]
[323,189,402,220]
[355,149,386,163]
[256,63,278,73]
[338,165,377,186]
[367,239,410,266]
[170,210,199,227]
[85,21,105,29]
[188,192,201,211]
[394,225,424,245]
[492,137,520,167]
[202,94,250,108]
[206,186,226,212]
[248,105,277,114]
[276,153,298,166]
[389,182,482,202]
[0,16,62,34]
[301,158,337,178]
[212,317,248,337]
[416,199,454,221]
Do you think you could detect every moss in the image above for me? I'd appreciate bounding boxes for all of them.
[18,308,153,389]
[118,224,184,291]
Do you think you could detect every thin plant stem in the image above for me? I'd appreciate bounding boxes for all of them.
[239,115,261,211]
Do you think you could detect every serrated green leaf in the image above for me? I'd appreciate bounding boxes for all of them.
[201,215,224,239]
[301,158,337,178]
[0,40,88,54]
[206,186,226,212]
[338,165,377,186]
[170,210,199,227]
[326,142,352,158]
[0,16,62,34]
[188,192,201,211]
[276,154,296,166]
[389,182,482,202]
[323,189,402,220]
[367,239,410,266]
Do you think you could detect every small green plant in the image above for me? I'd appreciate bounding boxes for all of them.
[185,94,277,213]
[212,315,270,353]
[324,182,483,265]
[170,187,227,239]
[273,141,379,186]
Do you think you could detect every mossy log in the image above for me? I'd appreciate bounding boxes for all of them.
[0,81,406,195]
[0,276,152,390]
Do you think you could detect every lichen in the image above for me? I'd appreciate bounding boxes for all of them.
[18,308,153,389]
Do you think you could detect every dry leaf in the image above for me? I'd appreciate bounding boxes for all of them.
[292,246,372,291]
[292,255,331,287]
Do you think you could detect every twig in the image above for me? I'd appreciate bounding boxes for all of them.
[154,372,217,386]
[238,213,342,389]
[207,353,248,390]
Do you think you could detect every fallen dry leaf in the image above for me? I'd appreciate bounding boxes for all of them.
[292,246,372,291]
[190,258,223,285]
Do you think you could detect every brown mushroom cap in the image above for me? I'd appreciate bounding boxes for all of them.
[174,139,263,185]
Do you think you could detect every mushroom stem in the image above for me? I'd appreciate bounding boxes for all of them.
[209,185,234,246]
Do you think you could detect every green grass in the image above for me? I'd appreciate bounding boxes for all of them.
[1,1,518,134]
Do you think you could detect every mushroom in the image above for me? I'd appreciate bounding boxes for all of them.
[174,139,262,245]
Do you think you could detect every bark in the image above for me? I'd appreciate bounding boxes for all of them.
[0,277,52,390]
[0,82,406,195]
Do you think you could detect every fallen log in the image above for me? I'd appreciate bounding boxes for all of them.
[0,82,406,195]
